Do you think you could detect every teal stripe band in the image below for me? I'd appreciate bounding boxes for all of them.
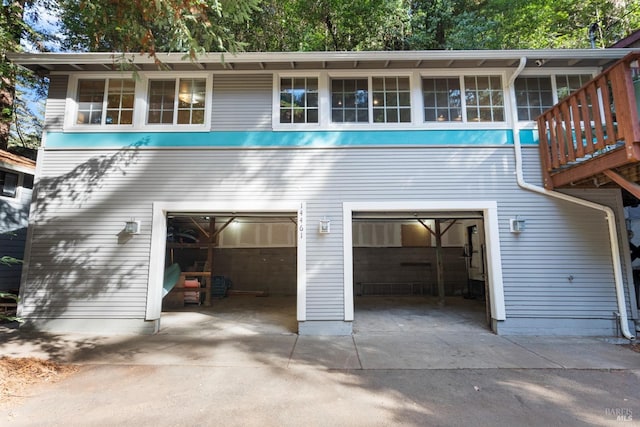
[45,129,537,149]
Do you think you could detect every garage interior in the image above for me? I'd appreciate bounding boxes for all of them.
[161,212,298,333]
[352,212,490,333]
[160,211,491,334]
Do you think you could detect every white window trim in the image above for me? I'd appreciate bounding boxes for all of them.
[273,69,515,131]
[272,73,323,130]
[419,69,511,128]
[65,72,213,132]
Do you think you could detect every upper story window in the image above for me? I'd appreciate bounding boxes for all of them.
[329,76,411,124]
[556,74,592,101]
[423,75,504,123]
[76,78,135,125]
[372,77,411,123]
[423,78,461,122]
[514,74,594,121]
[0,170,18,198]
[68,73,211,131]
[515,77,554,121]
[147,78,206,125]
[279,77,319,124]
[331,78,369,123]
[464,76,504,122]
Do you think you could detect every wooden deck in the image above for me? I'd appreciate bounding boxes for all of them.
[537,52,640,197]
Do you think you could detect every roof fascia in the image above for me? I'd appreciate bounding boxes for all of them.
[6,49,636,67]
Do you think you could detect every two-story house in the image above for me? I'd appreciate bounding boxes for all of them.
[8,49,639,338]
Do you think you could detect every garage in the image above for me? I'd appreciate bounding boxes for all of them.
[160,211,300,334]
[351,211,490,333]
[343,201,506,335]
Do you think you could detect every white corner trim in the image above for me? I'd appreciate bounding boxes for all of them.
[342,200,506,323]
[297,202,307,321]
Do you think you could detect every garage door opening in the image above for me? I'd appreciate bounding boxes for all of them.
[344,202,506,335]
[160,212,299,334]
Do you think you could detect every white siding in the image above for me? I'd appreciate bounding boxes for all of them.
[21,145,632,327]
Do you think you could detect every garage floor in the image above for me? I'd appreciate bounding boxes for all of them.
[160,295,488,335]
[354,296,488,334]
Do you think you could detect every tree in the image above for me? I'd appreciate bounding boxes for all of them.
[58,0,261,59]
[1,1,29,151]
[445,0,640,49]
[226,0,411,52]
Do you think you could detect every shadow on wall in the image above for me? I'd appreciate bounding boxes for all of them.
[20,139,150,320]
[0,199,30,232]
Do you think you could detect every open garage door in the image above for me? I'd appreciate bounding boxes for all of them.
[156,209,302,334]
[343,201,506,334]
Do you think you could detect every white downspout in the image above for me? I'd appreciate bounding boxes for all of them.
[508,57,635,340]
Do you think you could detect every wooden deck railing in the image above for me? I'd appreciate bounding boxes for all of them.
[537,52,640,189]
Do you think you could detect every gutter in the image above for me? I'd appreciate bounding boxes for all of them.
[508,57,635,340]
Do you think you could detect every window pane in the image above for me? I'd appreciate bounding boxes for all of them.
[514,77,553,121]
[399,108,411,123]
[464,75,505,122]
[148,80,175,124]
[76,79,105,124]
[280,77,318,124]
[105,79,135,125]
[423,77,461,122]
[177,110,191,124]
[191,109,205,124]
[177,78,206,124]
[1,171,18,197]
[556,74,592,100]
[307,93,318,108]
[293,108,305,123]
[368,76,410,124]
[280,109,292,123]
[119,110,133,125]
[331,78,368,123]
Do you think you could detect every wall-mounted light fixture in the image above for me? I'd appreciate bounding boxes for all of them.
[509,216,526,233]
[319,217,331,234]
[124,219,141,234]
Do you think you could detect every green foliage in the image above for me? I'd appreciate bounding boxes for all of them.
[1,255,23,267]
[59,0,261,59]
[0,291,22,323]
[445,0,640,49]
[226,0,640,52]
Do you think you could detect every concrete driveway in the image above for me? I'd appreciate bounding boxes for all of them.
[1,297,638,426]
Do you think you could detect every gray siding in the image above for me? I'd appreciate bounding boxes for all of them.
[211,74,272,130]
[44,75,67,132]
[21,144,632,331]
[0,227,27,291]
[1,181,33,291]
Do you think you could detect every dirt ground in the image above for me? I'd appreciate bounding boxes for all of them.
[0,357,78,409]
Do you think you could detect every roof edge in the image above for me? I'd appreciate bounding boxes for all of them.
[7,48,638,66]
